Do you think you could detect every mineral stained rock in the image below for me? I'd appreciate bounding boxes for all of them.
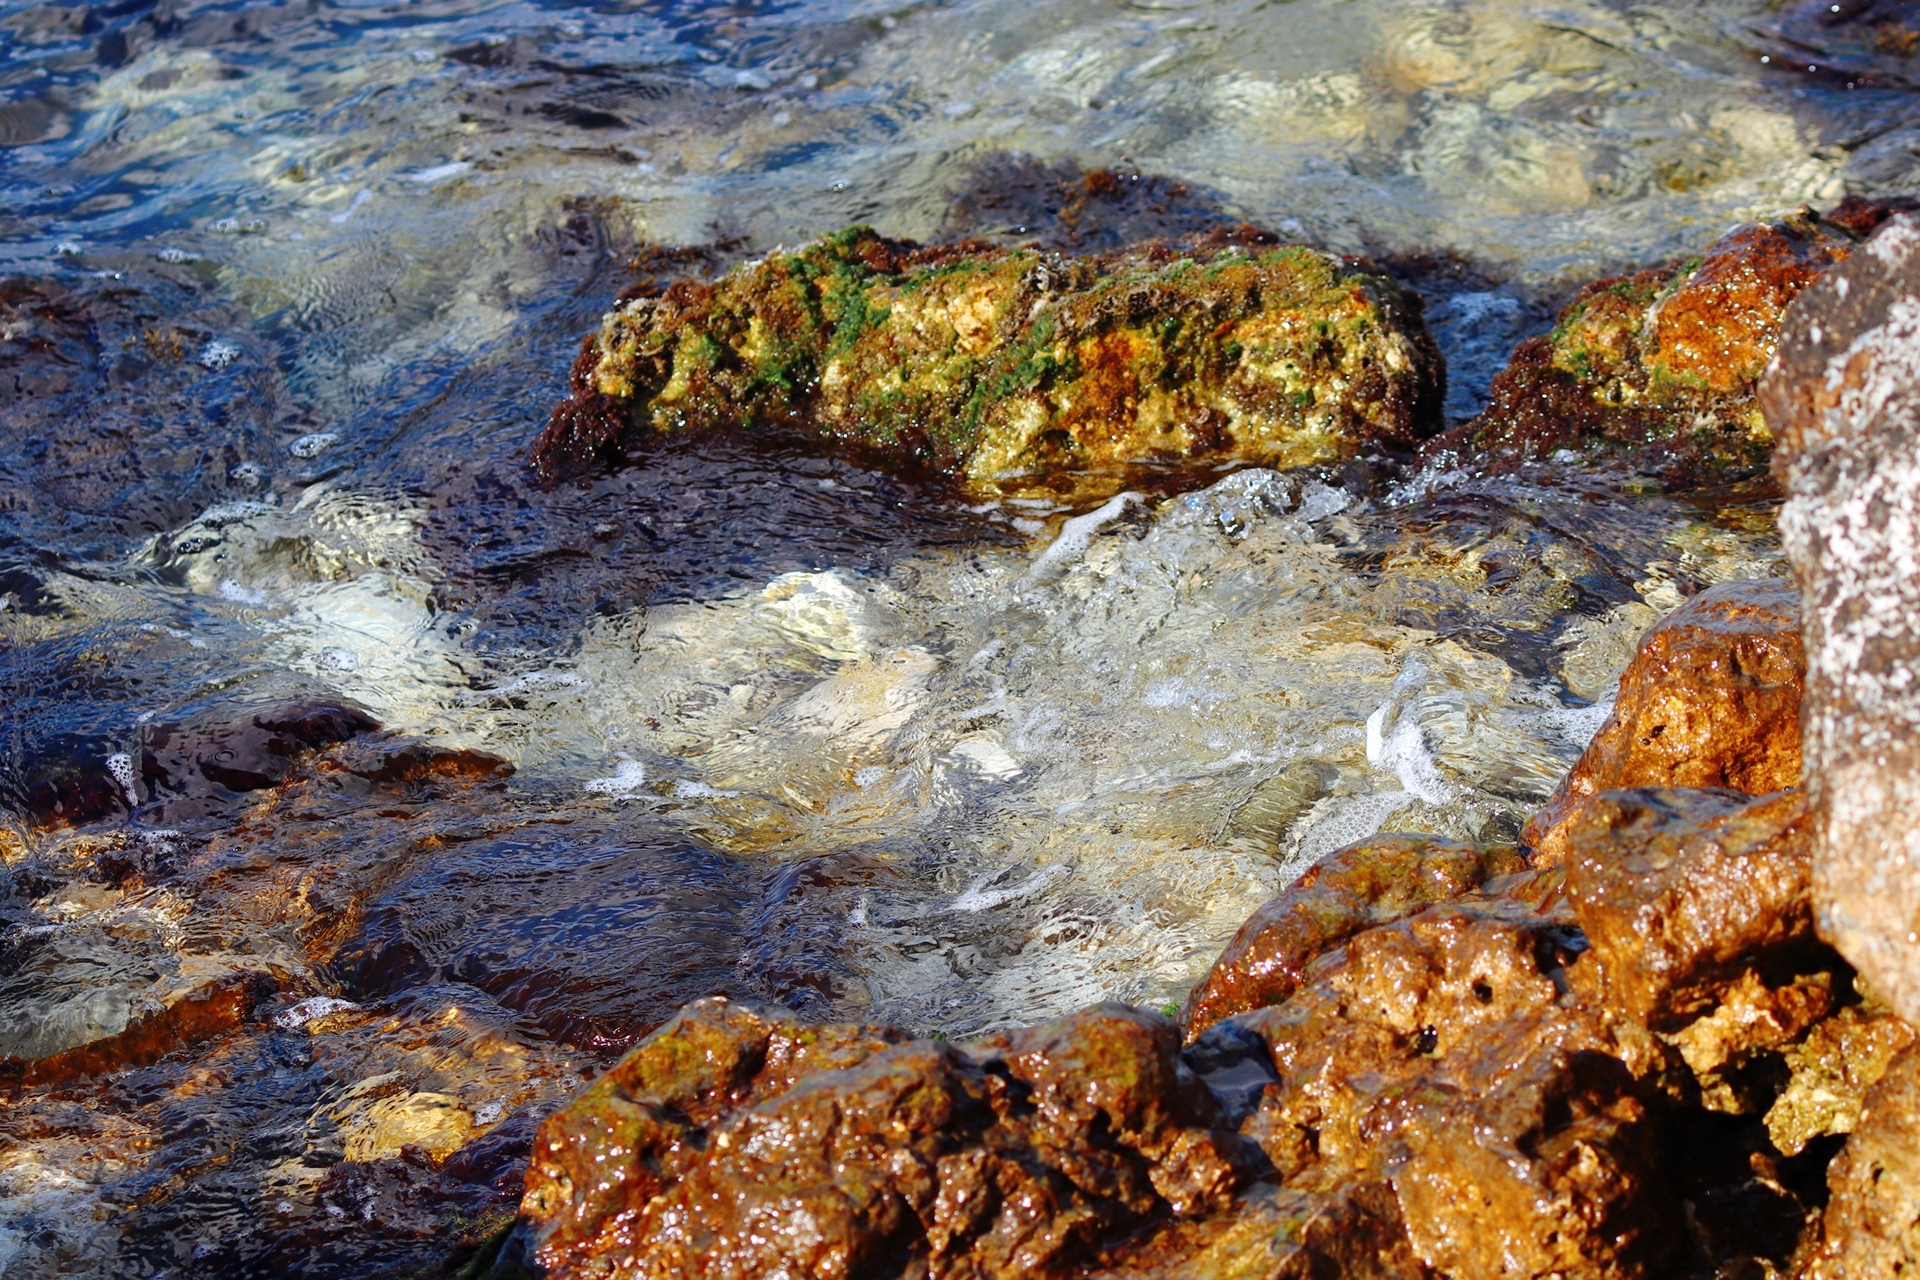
[514,758,1877,1280]
[1180,833,1525,1037]
[1425,210,1862,483]
[1228,895,1675,1279]
[519,998,1260,1280]
[533,227,1443,500]
[1767,998,1918,1156]
[1523,579,1804,865]
[1762,211,1920,1029]
[1562,787,1814,1028]
[1797,1042,1920,1279]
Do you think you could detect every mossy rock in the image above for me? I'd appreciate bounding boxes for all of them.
[534,227,1443,502]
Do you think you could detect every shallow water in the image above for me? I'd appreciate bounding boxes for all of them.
[0,0,1896,1272]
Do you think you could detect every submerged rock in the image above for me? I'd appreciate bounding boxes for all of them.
[533,227,1443,500]
[1425,208,1872,484]
[1523,579,1804,865]
[1764,212,1920,1030]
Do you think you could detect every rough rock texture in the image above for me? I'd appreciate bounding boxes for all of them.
[1797,1042,1920,1278]
[514,774,1856,1280]
[1180,833,1525,1036]
[532,226,1443,501]
[1423,209,1862,484]
[1229,896,1675,1279]
[1762,211,1920,1028]
[1562,788,1815,1027]
[1768,998,1918,1156]
[520,998,1260,1280]
[1523,579,1805,865]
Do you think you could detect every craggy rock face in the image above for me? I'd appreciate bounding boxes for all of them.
[532,227,1443,502]
[1561,788,1814,1029]
[1523,579,1804,865]
[1179,833,1525,1038]
[1798,1043,1920,1279]
[1423,210,1865,485]
[1228,895,1674,1280]
[1763,212,1920,1030]
[515,768,1873,1280]
[519,999,1258,1280]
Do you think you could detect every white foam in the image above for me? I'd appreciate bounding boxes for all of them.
[104,753,137,807]
[274,996,360,1030]
[584,760,648,796]
[1025,491,1137,582]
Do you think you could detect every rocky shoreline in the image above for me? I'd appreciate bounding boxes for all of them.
[473,207,1920,1278]
[6,189,1919,1278]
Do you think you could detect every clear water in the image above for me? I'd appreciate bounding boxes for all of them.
[0,0,1893,1272]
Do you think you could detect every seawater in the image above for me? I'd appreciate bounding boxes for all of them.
[0,0,1896,1272]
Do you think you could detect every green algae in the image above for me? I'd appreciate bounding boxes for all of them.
[540,228,1441,500]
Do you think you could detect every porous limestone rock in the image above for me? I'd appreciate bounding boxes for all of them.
[1180,833,1525,1037]
[1767,998,1918,1156]
[1762,210,1920,1028]
[519,998,1259,1280]
[533,227,1443,501]
[1523,580,1804,866]
[1797,1042,1920,1279]
[1561,788,1815,1028]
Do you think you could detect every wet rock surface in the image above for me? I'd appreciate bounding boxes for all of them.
[1422,206,1890,487]
[533,226,1443,501]
[1523,578,1805,866]
[1765,212,1920,1031]
[1797,1042,1920,1278]
[509,770,1885,1280]
[1180,833,1525,1036]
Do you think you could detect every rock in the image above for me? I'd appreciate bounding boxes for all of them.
[1229,896,1677,1278]
[1768,999,1919,1156]
[1796,1042,1920,1279]
[1762,211,1920,1029]
[1562,788,1816,1028]
[520,997,1258,1280]
[1095,1181,1424,1279]
[1180,833,1526,1037]
[1523,580,1804,866]
[532,227,1443,501]
[1423,208,1865,484]
[1671,970,1835,1114]
[0,966,277,1097]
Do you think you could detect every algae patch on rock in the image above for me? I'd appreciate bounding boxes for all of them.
[1424,206,1893,486]
[533,227,1442,501]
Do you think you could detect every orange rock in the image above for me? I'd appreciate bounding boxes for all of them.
[1523,579,1804,866]
[1563,788,1815,1028]
[1180,834,1524,1038]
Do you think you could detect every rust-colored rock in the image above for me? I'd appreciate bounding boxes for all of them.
[1180,834,1525,1037]
[1422,207,1870,484]
[1229,896,1676,1278]
[1523,579,1804,866]
[1563,788,1814,1028]
[520,998,1259,1280]
[1763,211,1920,1030]
[1797,1042,1920,1279]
